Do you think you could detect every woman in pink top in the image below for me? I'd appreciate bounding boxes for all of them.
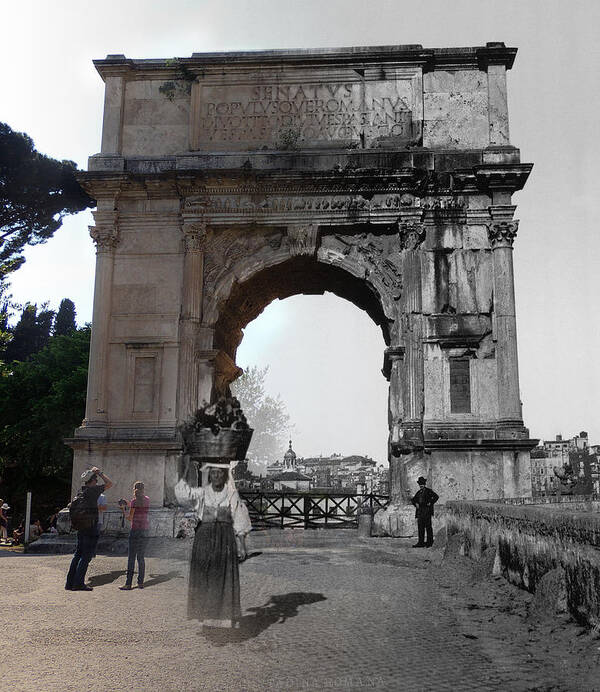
[119,481,150,590]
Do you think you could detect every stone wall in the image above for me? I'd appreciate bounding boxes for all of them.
[441,499,600,627]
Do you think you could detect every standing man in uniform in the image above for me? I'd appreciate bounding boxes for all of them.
[65,467,113,591]
[411,476,439,548]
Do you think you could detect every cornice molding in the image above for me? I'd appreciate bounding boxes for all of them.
[473,164,533,193]
[92,44,518,80]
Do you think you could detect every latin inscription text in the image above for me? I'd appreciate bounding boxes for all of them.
[195,81,414,146]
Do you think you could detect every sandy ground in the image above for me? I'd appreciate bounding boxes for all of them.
[1,532,599,691]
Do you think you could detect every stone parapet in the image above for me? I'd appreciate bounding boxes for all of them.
[441,499,600,627]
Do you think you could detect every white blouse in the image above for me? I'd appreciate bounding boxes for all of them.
[188,485,252,537]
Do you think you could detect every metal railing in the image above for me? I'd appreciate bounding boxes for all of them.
[239,491,390,530]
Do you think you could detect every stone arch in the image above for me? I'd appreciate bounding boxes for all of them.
[74,43,538,514]
[208,245,394,369]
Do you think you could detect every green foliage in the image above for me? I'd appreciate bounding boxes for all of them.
[231,365,291,465]
[0,326,90,504]
[4,303,54,363]
[158,58,196,101]
[53,298,76,336]
[0,282,12,362]
[0,122,94,279]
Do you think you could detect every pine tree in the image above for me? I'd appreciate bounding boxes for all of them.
[53,298,76,335]
[4,303,55,363]
[0,122,94,278]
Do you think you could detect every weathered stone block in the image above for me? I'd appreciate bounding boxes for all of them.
[122,125,189,156]
[530,567,568,618]
[463,225,490,249]
[372,503,416,537]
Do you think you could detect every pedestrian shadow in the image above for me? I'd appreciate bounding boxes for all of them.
[88,570,126,587]
[239,550,262,563]
[142,570,183,588]
[203,592,326,645]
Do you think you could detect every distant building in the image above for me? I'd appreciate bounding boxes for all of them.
[271,471,312,492]
[266,440,311,490]
[233,460,260,490]
[264,440,389,494]
[530,432,594,496]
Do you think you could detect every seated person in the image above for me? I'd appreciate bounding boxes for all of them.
[46,508,61,531]
[28,519,43,541]
[12,522,24,545]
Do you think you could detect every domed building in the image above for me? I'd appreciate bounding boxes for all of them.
[266,439,297,475]
[283,440,297,470]
[266,439,311,491]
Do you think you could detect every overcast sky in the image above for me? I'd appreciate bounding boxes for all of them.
[2,0,599,463]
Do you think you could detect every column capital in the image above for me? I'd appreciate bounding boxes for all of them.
[488,220,519,248]
[398,221,425,250]
[397,207,425,250]
[488,205,518,248]
[89,211,119,251]
[182,221,207,252]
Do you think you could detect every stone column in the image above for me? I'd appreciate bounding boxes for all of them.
[398,217,426,449]
[176,222,206,423]
[85,211,120,424]
[488,206,522,425]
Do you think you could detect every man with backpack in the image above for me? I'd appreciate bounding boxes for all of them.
[65,467,113,591]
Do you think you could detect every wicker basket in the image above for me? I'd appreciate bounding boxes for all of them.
[185,427,253,460]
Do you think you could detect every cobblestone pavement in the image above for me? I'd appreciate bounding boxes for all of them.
[1,531,599,691]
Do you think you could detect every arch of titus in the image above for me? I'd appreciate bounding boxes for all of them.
[72,43,536,524]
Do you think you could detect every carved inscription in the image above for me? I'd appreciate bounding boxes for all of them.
[192,80,414,149]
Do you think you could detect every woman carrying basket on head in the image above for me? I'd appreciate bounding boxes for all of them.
[185,462,251,629]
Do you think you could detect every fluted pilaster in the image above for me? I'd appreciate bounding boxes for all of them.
[177,222,207,422]
[85,211,120,423]
[488,205,522,424]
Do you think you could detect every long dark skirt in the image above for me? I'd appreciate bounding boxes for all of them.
[187,521,240,625]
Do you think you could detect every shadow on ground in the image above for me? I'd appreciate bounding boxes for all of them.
[242,551,262,562]
[88,570,183,588]
[143,571,184,588]
[202,592,326,645]
[88,570,126,587]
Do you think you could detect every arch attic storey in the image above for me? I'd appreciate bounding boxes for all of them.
[70,44,536,535]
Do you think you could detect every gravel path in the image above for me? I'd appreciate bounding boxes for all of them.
[1,532,599,691]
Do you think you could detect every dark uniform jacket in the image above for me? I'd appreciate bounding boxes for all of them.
[410,486,439,519]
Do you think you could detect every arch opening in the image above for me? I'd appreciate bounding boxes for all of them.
[235,293,390,468]
[213,256,392,360]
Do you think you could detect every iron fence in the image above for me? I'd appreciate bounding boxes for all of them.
[239,491,390,530]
